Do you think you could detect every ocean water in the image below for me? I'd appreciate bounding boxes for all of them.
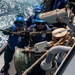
[0,0,42,47]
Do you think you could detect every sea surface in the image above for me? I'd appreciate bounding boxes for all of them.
[0,0,42,47]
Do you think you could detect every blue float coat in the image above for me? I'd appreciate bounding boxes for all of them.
[28,24,52,46]
[3,25,29,51]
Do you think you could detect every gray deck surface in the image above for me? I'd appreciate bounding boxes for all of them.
[0,52,16,75]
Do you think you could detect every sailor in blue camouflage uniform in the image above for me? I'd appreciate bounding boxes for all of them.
[26,4,44,27]
[0,16,29,73]
[28,14,52,47]
[27,15,52,75]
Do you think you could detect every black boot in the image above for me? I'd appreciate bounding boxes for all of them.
[0,64,10,73]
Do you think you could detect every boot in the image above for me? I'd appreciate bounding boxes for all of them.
[0,64,10,73]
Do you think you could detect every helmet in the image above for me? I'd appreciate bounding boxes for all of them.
[33,4,44,13]
[35,14,45,22]
[14,16,26,26]
[16,16,25,22]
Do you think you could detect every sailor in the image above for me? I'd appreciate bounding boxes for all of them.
[26,4,44,27]
[0,16,29,73]
[27,14,52,75]
[28,14,52,47]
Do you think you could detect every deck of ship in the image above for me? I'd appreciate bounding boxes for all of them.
[0,44,16,75]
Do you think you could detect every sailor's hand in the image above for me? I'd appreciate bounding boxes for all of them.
[30,32,35,36]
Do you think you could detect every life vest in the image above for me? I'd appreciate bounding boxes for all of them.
[29,24,52,46]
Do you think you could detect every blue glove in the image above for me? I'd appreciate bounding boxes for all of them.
[11,25,16,31]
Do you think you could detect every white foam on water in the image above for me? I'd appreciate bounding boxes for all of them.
[0,0,42,45]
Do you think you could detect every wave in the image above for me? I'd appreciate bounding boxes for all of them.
[0,0,42,47]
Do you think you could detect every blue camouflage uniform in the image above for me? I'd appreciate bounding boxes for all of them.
[27,24,52,75]
[28,24,52,46]
[3,25,29,64]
